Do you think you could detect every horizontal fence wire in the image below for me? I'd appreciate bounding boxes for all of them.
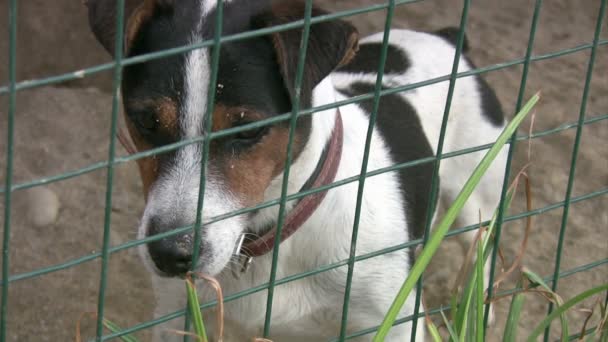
[2,111,607,196]
[567,326,601,341]
[1,143,608,288]
[99,256,608,341]
[5,185,608,288]
[0,0,424,95]
[2,0,606,341]
[0,38,606,193]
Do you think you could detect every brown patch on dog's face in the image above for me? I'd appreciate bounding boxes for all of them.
[123,100,306,205]
[127,97,179,135]
[124,118,159,201]
[123,97,179,200]
[210,104,306,206]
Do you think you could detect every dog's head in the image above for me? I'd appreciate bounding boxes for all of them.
[87,0,357,277]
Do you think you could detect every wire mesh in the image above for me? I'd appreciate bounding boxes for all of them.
[339,1,396,339]
[542,0,607,339]
[484,0,544,333]
[260,0,315,337]
[411,0,471,337]
[1,0,607,341]
[1,0,18,340]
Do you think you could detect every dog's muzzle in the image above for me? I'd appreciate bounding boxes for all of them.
[146,216,200,277]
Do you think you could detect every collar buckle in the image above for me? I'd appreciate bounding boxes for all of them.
[232,234,253,277]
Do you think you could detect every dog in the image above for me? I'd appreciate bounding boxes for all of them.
[87,0,507,341]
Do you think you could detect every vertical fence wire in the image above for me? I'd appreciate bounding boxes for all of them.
[337,1,396,340]
[543,0,607,340]
[0,0,18,340]
[410,0,471,339]
[185,0,225,340]
[95,0,125,340]
[262,0,314,337]
[483,0,543,331]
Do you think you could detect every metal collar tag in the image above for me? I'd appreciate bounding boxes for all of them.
[231,234,253,277]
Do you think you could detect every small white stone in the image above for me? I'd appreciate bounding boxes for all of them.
[24,187,60,227]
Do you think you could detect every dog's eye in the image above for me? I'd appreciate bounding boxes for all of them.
[132,112,159,135]
[128,111,174,146]
[230,119,270,149]
[232,123,269,147]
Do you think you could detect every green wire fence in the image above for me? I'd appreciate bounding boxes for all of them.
[2,0,607,341]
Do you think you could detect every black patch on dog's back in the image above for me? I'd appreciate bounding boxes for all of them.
[339,83,435,264]
[434,27,470,53]
[338,43,410,74]
[475,74,504,126]
[433,27,504,127]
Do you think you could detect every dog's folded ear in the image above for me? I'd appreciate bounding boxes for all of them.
[86,0,168,55]
[255,1,359,103]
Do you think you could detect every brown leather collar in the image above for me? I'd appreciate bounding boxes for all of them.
[240,110,344,258]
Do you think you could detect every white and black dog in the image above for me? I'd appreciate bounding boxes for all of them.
[87,0,507,340]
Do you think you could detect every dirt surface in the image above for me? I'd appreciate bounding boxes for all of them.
[0,0,606,341]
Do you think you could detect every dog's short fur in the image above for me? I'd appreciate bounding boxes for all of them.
[87,1,507,340]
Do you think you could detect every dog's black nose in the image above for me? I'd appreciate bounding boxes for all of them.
[147,217,197,276]
[148,238,193,276]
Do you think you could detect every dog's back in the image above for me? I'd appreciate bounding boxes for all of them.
[207,29,508,341]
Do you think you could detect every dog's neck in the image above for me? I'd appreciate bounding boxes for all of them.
[247,77,339,233]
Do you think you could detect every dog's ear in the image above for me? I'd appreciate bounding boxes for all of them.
[86,0,168,55]
[255,2,359,102]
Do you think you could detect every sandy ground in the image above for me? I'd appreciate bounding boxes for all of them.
[0,0,606,341]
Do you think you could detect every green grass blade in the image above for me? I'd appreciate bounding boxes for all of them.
[597,303,608,342]
[186,278,208,342]
[479,180,516,266]
[483,183,516,253]
[454,276,473,337]
[475,236,485,342]
[450,292,459,327]
[559,306,569,339]
[522,268,569,339]
[522,268,553,293]
[441,310,460,341]
[467,298,476,342]
[503,290,525,342]
[451,153,517,342]
[102,319,140,342]
[527,284,608,341]
[458,281,473,342]
[426,317,442,342]
[585,331,597,342]
[373,93,539,342]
